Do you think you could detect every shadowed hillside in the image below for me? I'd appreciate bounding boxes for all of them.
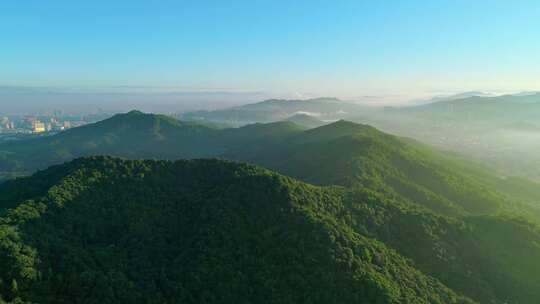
[2,157,540,303]
[0,157,475,304]
[2,112,540,221]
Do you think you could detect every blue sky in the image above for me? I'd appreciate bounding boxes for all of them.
[1,0,540,103]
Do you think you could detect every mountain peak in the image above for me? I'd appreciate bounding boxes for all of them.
[101,110,182,128]
[322,119,374,130]
[284,113,325,128]
[297,120,380,143]
[125,109,145,115]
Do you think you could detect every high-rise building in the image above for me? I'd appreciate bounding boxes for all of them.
[32,120,46,133]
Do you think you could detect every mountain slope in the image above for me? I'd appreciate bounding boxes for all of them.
[2,113,539,220]
[0,111,223,175]
[2,109,540,303]
[409,93,540,122]
[227,120,529,218]
[283,113,327,128]
[3,112,539,217]
[181,97,370,125]
[0,112,306,179]
[345,93,540,180]
[0,157,474,304]
[2,157,540,303]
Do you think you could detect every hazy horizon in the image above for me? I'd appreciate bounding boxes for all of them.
[1,85,539,114]
[2,0,540,113]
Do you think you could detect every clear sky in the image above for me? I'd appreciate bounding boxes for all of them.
[1,0,540,105]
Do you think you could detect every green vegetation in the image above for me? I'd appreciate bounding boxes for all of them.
[2,112,540,303]
[0,111,304,179]
[227,120,540,220]
[0,157,475,303]
[181,94,540,180]
[2,111,539,220]
[284,113,326,128]
[2,111,539,219]
[2,157,540,303]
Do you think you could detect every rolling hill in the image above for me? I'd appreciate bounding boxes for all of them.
[283,113,327,128]
[2,111,540,221]
[2,157,540,303]
[200,94,540,181]
[406,93,540,122]
[0,157,474,304]
[226,120,540,219]
[0,111,221,176]
[181,97,371,126]
[353,93,540,180]
[1,112,540,302]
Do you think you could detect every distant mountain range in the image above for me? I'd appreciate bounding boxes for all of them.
[1,110,539,216]
[180,92,540,126]
[181,97,372,126]
[283,113,327,128]
[375,93,540,178]
[176,94,540,180]
[411,91,499,105]
[409,92,540,117]
[178,92,540,134]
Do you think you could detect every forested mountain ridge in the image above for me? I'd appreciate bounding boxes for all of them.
[1,111,540,302]
[178,94,540,180]
[181,97,370,126]
[226,120,540,220]
[2,111,540,221]
[0,157,475,304]
[283,113,326,128]
[0,111,303,177]
[0,110,221,175]
[2,157,540,303]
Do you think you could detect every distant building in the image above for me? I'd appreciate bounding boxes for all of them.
[32,120,46,133]
[0,117,14,131]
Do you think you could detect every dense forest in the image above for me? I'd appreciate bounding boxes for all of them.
[3,112,540,220]
[0,157,471,303]
[1,112,540,303]
[1,157,540,303]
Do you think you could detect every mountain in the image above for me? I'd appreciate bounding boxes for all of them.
[0,157,475,304]
[2,157,540,303]
[0,111,221,176]
[352,93,540,180]
[409,93,540,121]
[283,113,327,128]
[0,112,306,179]
[181,97,371,126]
[411,91,498,105]
[3,112,540,220]
[226,120,540,219]
[2,113,540,302]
